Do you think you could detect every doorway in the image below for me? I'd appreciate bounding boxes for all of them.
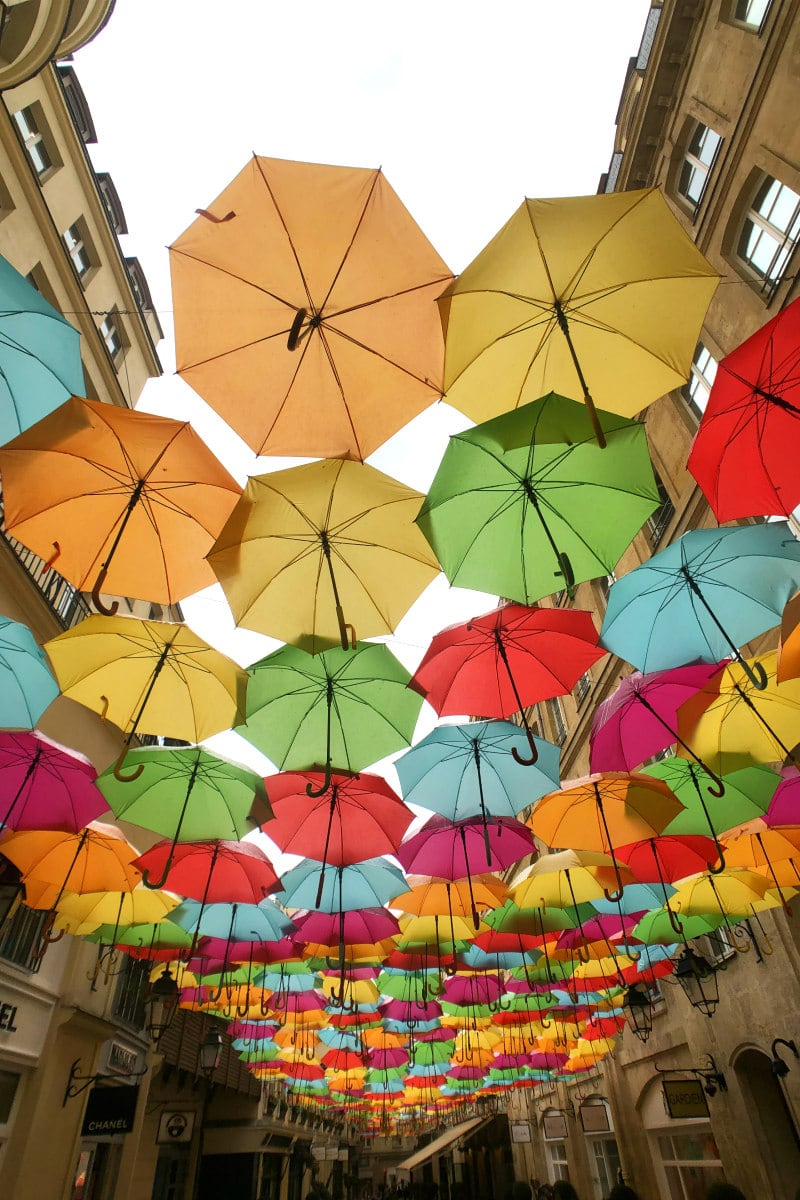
[734,1047,800,1200]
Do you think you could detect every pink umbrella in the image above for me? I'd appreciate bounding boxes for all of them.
[197,936,298,964]
[765,766,800,826]
[447,1065,485,1080]
[366,1047,409,1069]
[442,973,502,1007]
[0,730,106,832]
[379,999,442,1022]
[529,1051,569,1071]
[292,907,400,945]
[589,663,727,790]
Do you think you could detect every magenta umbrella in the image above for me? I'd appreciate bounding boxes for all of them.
[589,662,727,790]
[765,766,800,826]
[379,998,442,1022]
[555,912,639,951]
[0,730,106,832]
[292,907,400,946]
[366,1047,409,1069]
[442,973,502,1007]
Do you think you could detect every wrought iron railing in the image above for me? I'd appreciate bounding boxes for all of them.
[0,487,90,629]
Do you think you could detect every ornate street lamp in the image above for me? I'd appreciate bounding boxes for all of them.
[622,983,654,1043]
[674,946,719,1017]
[144,967,180,1044]
[199,1028,224,1080]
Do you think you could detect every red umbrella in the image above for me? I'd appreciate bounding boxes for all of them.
[688,297,800,520]
[263,769,412,905]
[410,603,605,763]
[133,839,280,901]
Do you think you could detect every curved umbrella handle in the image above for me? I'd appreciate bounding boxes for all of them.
[91,566,119,617]
[602,885,624,903]
[742,657,769,691]
[113,745,144,783]
[511,724,539,766]
[345,623,357,650]
[707,845,726,876]
[287,308,307,350]
[557,552,576,602]
[666,904,685,937]
[306,762,332,798]
[576,944,591,964]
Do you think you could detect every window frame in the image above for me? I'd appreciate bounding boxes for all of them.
[13,104,58,179]
[737,174,800,298]
[677,122,722,216]
[682,341,718,417]
[99,310,127,364]
[731,0,772,31]
[63,220,94,281]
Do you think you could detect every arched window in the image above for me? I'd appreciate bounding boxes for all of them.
[682,342,718,415]
[678,123,722,213]
[738,175,800,295]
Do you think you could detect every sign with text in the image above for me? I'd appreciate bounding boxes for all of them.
[662,1078,709,1119]
[81,1085,140,1137]
[579,1103,610,1133]
[510,1121,532,1143]
[157,1110,196,1144]
[542,1112,568,1140]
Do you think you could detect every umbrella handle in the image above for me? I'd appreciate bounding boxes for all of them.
[91,566,119,617]
[511,724,539,766]
[306,762,332,798]
[707,845,726,876]
[287,308,307,350]
[557,552,576,602]
[113,745,144,783]
[741,656,769,691]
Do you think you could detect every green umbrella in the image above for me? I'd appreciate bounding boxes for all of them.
[416,392,659,602]
[97,745,271,888]
[238,641,424,795]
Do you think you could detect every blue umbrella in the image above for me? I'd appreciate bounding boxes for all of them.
[395,720,560,864]
[0,254,85,446]
[278,858,408,913]
[169,899,294,943]
[600,522,800,687]
[0,614,58,727]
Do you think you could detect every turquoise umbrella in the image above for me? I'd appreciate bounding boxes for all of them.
[600,522,800,688]
[0,254,85,446]
[278,859,408,913]
[0,615,58,727]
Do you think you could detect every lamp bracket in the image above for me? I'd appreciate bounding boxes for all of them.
[653,1055,727,1094]
[63,1057,148,1106]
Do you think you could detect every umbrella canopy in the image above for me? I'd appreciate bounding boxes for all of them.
[416,392,659,602]
[44,615,247,777]
[208,458,439,654]
[437,188,718,443]
[600,522,800,686]
[397,815,535,879]
[0,254,85,445]
[0,397,241,612]
[238,641,423,789]
[170,155,452,461]
[529,774,682,860]
[688,297,800,520]
[1,821,141,900]
[278,859,408,913]
[0,730,105,832]
[0,615,59,729]
[133,839,281,902]
[395,720,560,826]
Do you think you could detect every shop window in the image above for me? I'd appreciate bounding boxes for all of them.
[0,1069,21,1166]
[590,1136,622,1196]
[737,175,800,294]
[63,221,94,281]
[545,1140,570,1184]
[678,123,722,213]
[682,342,718,416]
[13,105,58,178]
[656,1129,725,1196]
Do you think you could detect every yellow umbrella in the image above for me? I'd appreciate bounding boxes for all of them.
[207,458,439,653]
[398,913,486,944]
[670,867,790,918]
[44,615,247,780]
[319,974,379,1006]
[55,886,178,933]
[438,188,719,444]
[678,652,800,774]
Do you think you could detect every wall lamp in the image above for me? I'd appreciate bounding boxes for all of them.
[655,1054,727,1098]
[63,1057,147,1106]
[771,1038,799,1077]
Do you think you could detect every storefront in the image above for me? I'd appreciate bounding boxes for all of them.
[0,962,59,1165]
[639,1077,725,1200]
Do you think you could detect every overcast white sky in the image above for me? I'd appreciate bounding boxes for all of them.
[71,1,651,775]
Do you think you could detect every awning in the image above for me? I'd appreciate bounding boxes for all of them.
[395,1117,490,1174]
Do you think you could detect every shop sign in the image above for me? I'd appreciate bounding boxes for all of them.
[662,1078,709,1119]
[81,1085,140,1136]
[579,1103,610,1133]
[510,1121,531,1143]
[0,1000,18,1034]
[107,1042,139,1076]
[542,1112,568,1140]
[157,1110,196,1143]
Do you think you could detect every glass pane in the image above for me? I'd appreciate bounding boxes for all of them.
[0,1071,19,1124]
[736,0,771,26]
[670,1129,721,1161]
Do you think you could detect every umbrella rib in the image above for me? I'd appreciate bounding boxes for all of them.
[169,246,303,328]
[317,168,382,316]
[317,319,446,391]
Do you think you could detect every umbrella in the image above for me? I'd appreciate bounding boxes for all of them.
[98,745,270,870]
[688,297,800,520]
[394,719,559,858]
[170,155,452,461]
[677,652,800,774]
[0,821,141,909]
[132,839,281,900]
[588,662,727,784]
[0,397,241,613]
[238,641,423,794]
[437,187,718,445]
[409,602,605,763]
[0,615,59,729]
[0,253,85,445]
[600,522,800,688]
[208,457,439,653]
[278,859,408,914]
[0,730,105,832]
[44,615,247,780]
[416,392,659,602]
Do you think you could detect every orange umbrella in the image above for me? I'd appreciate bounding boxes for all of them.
[169,155,453,461]
[0,821,141,909]
[0,397,241,613]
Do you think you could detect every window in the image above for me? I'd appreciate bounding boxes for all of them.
[738,175,800,292]
[545,1138,570,1184]
[99,312,125,362]
[697,926,737,966]
[113,955,149,1028]
[647,474,675,548]
[590,1136,622,1196]
[656,1129,725,1197]
[682,342,718,416]
[678,124,722,212]
[13,106,54,177]
[574,671,592,706]
[733,0,771,28]
[0,903,49,971]
[547,697,567,746]
[63,222,92,279]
